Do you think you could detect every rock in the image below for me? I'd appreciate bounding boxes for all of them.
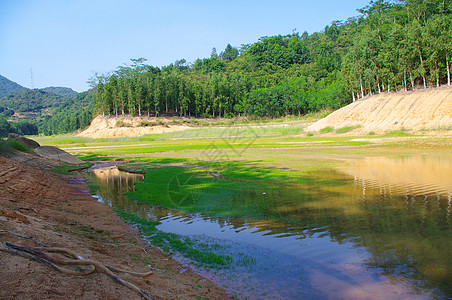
[7,133,41,149]
[34,146,85,165]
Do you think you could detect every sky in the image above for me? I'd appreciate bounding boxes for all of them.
[0,0,371,92]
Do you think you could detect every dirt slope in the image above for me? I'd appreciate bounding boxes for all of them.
[0,152,229,299]
[307,86,452,134]
[78,115,191,138]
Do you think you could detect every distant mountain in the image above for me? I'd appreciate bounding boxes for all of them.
[40,86,77,98]
[0,75,26,98]
[0,89,66,112]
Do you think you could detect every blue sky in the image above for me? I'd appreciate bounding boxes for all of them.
[0,0,370,92]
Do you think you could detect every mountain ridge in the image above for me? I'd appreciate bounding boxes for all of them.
[0,75,26,98]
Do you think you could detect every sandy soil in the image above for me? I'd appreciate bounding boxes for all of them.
[78,115,192,138]
[307,86,452,134]
[0,152,230,299]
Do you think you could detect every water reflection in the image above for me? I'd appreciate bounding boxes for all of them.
[341,153,452,197]
[86,154,452,299]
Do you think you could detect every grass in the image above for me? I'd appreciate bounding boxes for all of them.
[320,126,334,133]
[50,161,93,175]
[385,129,409,136]
[336,125,361,134]
[0,138,31,155]
[115,208,233,267]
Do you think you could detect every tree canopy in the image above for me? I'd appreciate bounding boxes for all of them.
[91,0,451,120]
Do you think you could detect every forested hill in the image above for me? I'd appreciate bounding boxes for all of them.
[39,91,94,135]
[0,75,93,137]
[0,75,26,98]
[1,89,67,112]
[91,0,451,119]
[40,86,78,98]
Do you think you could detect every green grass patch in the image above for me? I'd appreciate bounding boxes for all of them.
[50,162,93,175]
[118,157,334,222]
[385,129,409,136]
[336,125,361,134]
[0,138,31,155]
[114,208,232,267]
[320,126,334,133]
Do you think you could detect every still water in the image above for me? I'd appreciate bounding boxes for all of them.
[86,154,452,299]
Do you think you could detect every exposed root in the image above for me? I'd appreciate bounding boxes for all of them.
[0,231,154,300]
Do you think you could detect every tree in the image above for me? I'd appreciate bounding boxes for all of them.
[220,44,239,61]
[0,116,12,137]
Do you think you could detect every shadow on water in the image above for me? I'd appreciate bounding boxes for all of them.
[85,154,452,299]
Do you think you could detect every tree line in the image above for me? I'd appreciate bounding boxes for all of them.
[86,0,451,120]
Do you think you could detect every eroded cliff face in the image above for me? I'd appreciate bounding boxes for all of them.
[78,115,191,138]
[308,86,452,134]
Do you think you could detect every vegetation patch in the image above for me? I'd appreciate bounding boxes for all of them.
[50,162,93,175]
[320,126,334,133]
[0,138,31,155]
[336,125,361,134]
[115,209,232,267]
[385,129,409,136]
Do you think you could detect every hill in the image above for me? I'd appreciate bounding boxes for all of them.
[0,89,67,113]
[40,91,94,135]
[307,86,452,134]
[0,75,26,98]
[40,86,78,98]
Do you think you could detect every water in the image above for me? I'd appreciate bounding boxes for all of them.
[86,154,452,299]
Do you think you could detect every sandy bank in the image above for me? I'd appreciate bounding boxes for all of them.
[0,151,229,299]
[307,86,452,134]
[78,115,192,138]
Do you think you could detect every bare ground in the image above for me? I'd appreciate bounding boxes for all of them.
[307,86,452,134]
[0,152,230,300]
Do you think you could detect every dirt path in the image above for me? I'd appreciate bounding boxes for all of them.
[0,152,230,299]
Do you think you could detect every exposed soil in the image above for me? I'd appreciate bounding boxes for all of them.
[77,115,192,138]
[0,151,230,299]
[307,86,452,134]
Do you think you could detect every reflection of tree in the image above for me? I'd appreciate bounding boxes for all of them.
[195,173,452,297]
[87,166,452,297]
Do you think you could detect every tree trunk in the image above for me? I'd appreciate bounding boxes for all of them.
[352,92,355,102]
[360,76,364,98]
[418,50,427,89]
[446,53,451,86]
[410,73,414,90]
[436,60,440,88]
[404,69,407,91]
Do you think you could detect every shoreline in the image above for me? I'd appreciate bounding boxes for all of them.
[0,151,230,299]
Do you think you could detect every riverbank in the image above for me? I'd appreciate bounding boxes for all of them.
[0,151,230,299]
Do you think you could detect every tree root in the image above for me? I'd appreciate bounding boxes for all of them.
[0,231,155,300]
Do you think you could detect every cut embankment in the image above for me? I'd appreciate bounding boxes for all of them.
[307,86,452,134]
[78,115,191,138]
